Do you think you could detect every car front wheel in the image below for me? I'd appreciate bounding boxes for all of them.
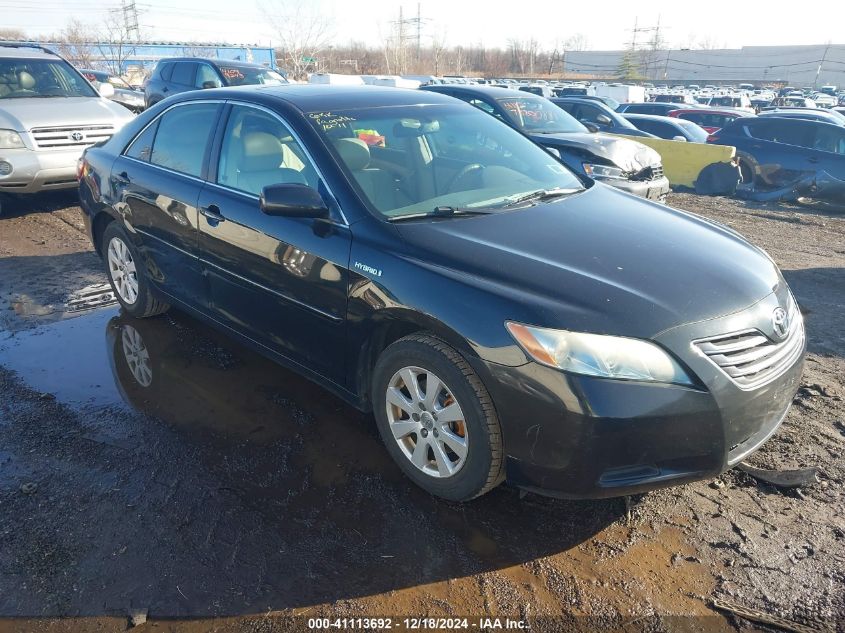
[372,334,505,501]
[102,222,169,318]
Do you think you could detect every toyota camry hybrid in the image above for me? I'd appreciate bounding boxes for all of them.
[78,85,805,502]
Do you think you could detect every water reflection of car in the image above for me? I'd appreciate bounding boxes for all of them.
[421,85,669,200]
[143,57,288,108]
[80,85,804,502]
[79,69,145,113]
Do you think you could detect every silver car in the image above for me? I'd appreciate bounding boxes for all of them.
[0,43,135,212]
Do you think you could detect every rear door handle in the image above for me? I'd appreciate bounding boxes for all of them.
[114,171,130,185]
[200,204,226,224]
[807,157,819,163]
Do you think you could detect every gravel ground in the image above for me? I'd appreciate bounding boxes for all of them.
[0,191,842,633]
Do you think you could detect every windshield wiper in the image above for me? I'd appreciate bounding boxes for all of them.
[387,206,495,222]
[501,188,580,208]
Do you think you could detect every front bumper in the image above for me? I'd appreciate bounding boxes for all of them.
[0,147,84,194]
[598,174,670,200]
[476,288,805,499]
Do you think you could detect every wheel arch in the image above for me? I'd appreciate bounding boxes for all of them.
[91,210,120,256]
[352,308,485,412]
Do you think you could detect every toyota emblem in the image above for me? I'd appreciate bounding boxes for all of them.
[70,131,84,142]
[772,307,789,340]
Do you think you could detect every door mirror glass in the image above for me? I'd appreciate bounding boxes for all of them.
[260,183,329,218]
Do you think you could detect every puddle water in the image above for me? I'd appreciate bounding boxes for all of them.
[0,305,628,616]
[0,306,124,407]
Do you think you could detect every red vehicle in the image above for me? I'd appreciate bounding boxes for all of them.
[668,108,753,134]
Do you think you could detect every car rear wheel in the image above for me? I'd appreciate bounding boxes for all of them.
[372,334,504,501]
[102,222,169,318]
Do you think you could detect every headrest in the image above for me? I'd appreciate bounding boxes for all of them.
[333,137,370,171]
[18,71,35,90]
[241,132,284,171]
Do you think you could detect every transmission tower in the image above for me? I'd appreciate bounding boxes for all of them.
[121,0,141,41]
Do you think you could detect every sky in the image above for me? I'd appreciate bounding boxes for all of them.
[2,0,843,51]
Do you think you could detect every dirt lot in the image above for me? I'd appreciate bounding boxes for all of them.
[0,191,843,633]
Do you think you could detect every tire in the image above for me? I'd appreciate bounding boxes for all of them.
[372,333,504,501]
[102,222,169,318]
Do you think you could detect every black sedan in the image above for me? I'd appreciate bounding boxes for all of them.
[550,97,658,138]
[422,85,669,200]
[79,85,805,501]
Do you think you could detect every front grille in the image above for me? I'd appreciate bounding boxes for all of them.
[631,163,665,181]
[30,125,115,149]
[694,297,804,390]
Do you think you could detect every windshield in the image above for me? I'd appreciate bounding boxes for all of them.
[675,118,709,142]
[220,66,287,86]
[0,59,97,99]
[307,104,584,220]
[496,97,588,134]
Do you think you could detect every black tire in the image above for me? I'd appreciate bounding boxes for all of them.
[372,333,505,501]
[102,222,169,318]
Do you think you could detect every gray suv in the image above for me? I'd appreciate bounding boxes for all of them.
[143,57,287,108]
[0,43,134,212]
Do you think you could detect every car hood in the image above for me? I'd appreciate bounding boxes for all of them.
[394,184,781,339]
[0,97,135,132]
[531,132,662,172]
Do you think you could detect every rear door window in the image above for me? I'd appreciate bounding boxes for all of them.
[170,62,197,86]
[125,120,159,162]
[812,125,845,154]
[149,103,220,178]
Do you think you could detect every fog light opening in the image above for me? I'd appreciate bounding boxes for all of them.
[0,161,12,176]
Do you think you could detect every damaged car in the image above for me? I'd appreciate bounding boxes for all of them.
[708,116,845,201]
[421,85,669,200]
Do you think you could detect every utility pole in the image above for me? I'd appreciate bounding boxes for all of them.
[814,42,831,89]
[121,0,140,41]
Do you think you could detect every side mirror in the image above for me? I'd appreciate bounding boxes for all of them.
[672,135,687,142]
[545,146,561,159]
[260,183,329,219]
[596,114,612,125]
[202,80,222,89]
[583,122,599,133]
[99,82,115,98]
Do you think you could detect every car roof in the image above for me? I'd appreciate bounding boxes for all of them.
[671,108,750,116]
[622,113,682,123]
[0,43,61,59]
[422,84,529,98]
[174,84,459,112]
[157,57,268,69]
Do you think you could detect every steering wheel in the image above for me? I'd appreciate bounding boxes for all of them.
[446,163,484,193]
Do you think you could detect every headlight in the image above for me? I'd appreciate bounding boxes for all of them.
[506,322,694,385]
[0,129,25,149]
[583,163,626,179]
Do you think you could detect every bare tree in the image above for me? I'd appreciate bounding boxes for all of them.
[261,0,333,79]
[0,27,26,41]
[53,19,97,68]
[565,33,590,52]
[97,5,141,75]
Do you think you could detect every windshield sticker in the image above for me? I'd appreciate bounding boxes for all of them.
[221,68,245,80]
[309,112,357,132]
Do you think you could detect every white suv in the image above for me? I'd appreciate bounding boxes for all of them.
[0,43,135,212]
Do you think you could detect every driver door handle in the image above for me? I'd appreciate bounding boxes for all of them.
[200,204,226,223]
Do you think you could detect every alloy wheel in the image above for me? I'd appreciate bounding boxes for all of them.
[121,325,152,387]
[385,366,469,478]
[107,237,139,305]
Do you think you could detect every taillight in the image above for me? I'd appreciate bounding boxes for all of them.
[706,134,719,143]
[76,157,85,180]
